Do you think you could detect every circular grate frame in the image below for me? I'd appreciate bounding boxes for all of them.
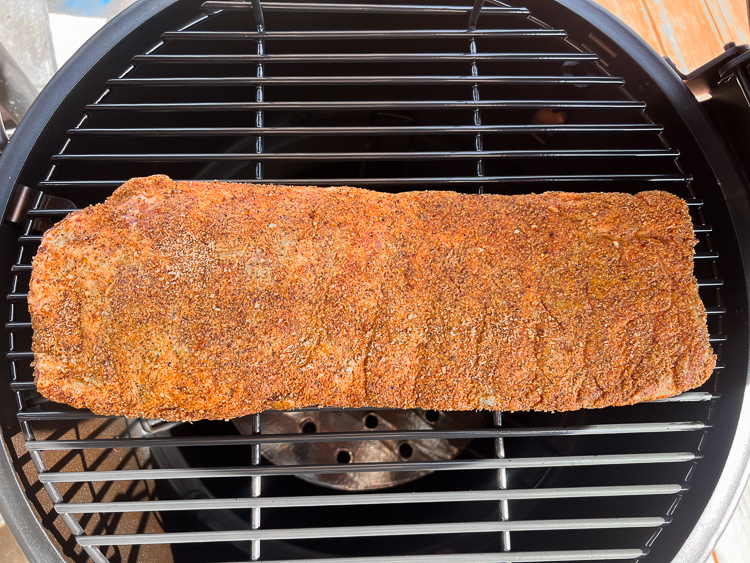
[0,1,748,562]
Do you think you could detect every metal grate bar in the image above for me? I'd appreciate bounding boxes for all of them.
[38,452,698,483]
[25,208,77,216]
[133,123,664,135]
[66,123,664,136]
[50,149,681,162]
[695,251,720,260]
[6,351,33,360]
[468,0,485,30]
[162,29,569,39]
[697,278,724,287]
[693,224,712,233]
[75,517,667,545]
[10,265,32,273]
[220,550,646,562]
[201,1,530,14]
[81,100,647,112]
[654,392,718,402]
[705,306,726,314]
[56,484,685,513]
[24,422,708,449]
[8,393,722,417]
[132,53,599,63]
[36,174,690,188]
[250,0,265,32]
[68,124,662,135]
[9,382,36,391]
[5,321,31,329]
[17,410,109,420]
[54,148,681,160]
[106,75,624,86]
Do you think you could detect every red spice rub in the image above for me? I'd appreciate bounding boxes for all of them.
[29,175,715,421]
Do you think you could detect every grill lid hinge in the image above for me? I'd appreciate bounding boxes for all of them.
[668,42,750,99]
[4,186,77,230]
[4,183,38,227]
[687,43,750,189]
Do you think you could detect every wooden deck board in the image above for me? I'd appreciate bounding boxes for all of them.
[596,0,665,51]
[594,0,750,72]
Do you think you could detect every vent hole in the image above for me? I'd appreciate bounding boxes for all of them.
[399,443,413,459]
[425,410,440,422]
[364,414,379,429]
[336,449,352,464]
[301,421,317,434]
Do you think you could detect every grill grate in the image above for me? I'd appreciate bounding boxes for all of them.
[4,0,727,562]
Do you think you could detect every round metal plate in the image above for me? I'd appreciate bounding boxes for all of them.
[234,409,488,490]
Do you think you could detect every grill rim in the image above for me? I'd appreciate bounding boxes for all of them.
[0,1,749,562]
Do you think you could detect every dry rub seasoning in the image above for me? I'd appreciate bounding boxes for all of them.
[29,175,715,421]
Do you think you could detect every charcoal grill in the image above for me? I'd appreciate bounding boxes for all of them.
[1,0,750,561]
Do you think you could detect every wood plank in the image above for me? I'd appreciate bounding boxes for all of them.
[706,0,750,45]
[702,0,737,44]
[640,0,726,72]
[594,0,750,73]
[594,0,664,51]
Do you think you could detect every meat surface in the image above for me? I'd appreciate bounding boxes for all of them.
[29,175,715,421]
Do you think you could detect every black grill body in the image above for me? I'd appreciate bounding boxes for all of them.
[1,1,749,562]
